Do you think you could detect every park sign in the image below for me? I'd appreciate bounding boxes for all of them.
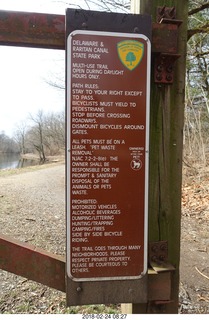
[67,31,150,279]
[67,29,150,279]
[66,9,151,305]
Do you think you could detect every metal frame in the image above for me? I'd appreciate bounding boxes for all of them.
[0,233,172,303]
[0,9,177,304]
[0,10,178,52]
[0,10,65,49]
[0,233,65,292]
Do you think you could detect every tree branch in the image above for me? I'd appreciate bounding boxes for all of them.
[188,23,209,40]
[188,3,209,16]
[194,50,209,58]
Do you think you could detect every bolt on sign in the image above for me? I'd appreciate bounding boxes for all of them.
[66,10,151,284]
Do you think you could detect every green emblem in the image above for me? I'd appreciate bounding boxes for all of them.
[117,40,144,71]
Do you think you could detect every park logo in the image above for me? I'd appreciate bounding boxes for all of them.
[117,40,144,71]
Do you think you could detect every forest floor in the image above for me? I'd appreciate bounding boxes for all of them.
[179,164,209,313]
[0,161,209,314]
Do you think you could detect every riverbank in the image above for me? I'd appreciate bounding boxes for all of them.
[20,153,65,162]
[0,154,65,176]
[0,152,65,171]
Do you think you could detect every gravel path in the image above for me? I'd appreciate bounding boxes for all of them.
[0,163,67,313]
[0,164,65,253]
[0,164,119,314]
[1,163,209,314]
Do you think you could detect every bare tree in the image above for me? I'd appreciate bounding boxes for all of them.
[13,121,28,155]
[29,110,46,162]
[43,111,65,155]
[184,1,209,166]
[57,0,130,12]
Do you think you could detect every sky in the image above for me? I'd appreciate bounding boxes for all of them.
[0,0,129,138]
[0,0,96,137]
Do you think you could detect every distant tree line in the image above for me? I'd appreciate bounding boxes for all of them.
[0,110,65,161]
[0,132,19,153]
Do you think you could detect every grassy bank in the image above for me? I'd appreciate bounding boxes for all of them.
[0,156,65,177]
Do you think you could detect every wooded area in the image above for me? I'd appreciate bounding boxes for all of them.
[0,110,65,160]
[185,0,209,167]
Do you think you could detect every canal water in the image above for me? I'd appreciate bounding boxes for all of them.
[0,153,40,170]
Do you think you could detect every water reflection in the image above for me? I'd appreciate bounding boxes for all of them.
[0,153,40,170]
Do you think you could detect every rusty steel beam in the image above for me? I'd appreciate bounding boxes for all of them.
[0,10,178,53]
[152,22,178,54]
[0,10,65,49]
[0,233,65,292]
[0,234,172,302]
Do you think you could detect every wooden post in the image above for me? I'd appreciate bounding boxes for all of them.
[131,0,188,314]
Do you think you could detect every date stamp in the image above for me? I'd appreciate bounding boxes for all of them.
[81,314,128,320]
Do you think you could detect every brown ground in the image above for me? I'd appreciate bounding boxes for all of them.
[180,166,209,313]
[0,162,209,313]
